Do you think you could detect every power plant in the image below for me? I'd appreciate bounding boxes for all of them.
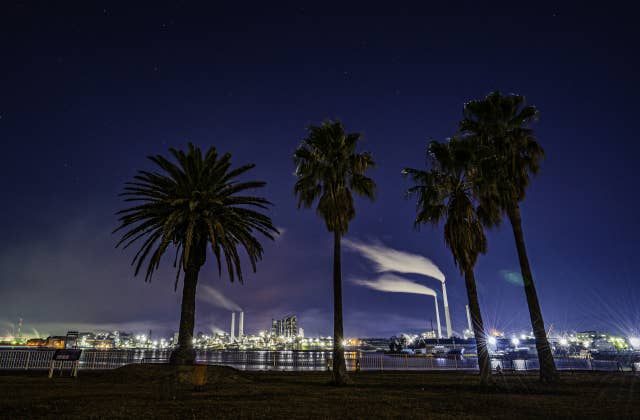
[343,239,453,338]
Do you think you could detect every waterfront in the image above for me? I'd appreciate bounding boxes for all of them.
[1,348,638,373]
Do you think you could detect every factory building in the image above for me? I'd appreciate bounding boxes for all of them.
[271,315,298,337]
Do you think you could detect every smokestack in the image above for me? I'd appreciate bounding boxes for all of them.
[238,311,244,338]
[441,283,452,338]
[230,312,236,342]
[433,297,442,339]
[465,304,472,332]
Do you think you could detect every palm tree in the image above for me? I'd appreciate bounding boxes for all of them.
[459,91,558,383]
[114,143,278,365]
[293,120,376,385]
[404,138,493,385]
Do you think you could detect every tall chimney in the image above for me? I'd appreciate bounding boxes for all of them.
[238,311,244,339]
[465,304,472,332]
[230,312,236,342]
[433,297,442,339]
[442,282,452,338]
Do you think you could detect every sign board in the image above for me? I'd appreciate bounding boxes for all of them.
[49,349,82,378]
[53,349,82,361]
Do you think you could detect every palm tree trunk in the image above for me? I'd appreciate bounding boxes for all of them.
[507,201,558,383]
[170,264,200,365]
[463,269,492,385]
[332,230,349,385]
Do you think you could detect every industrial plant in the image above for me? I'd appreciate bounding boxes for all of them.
[2,312,639,360]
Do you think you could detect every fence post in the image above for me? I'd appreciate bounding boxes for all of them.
[24,352,30,370]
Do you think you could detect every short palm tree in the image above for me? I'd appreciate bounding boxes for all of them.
[115,143,278,365]
[404,138,493,385]
[460,91,558,383]
[293,120,376,385]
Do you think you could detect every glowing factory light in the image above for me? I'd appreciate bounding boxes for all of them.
[487,336,497,346]
[511,337,520,346]
[629,337,640,349]
[559,337,568,346]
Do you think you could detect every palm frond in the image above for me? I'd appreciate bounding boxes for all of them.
[404,140,487,274]
[293,120,376,234]
[115,143,278,288]
[459,91,544,216]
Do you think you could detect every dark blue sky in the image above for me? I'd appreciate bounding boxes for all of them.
[1,4,639,339]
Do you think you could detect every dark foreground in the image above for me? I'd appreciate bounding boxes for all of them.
[1,365,639,419]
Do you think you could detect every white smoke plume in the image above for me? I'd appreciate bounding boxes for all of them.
[197,284,242,312]
[351,274,437,297]
[344,238,445,283]
[208,325,226,335]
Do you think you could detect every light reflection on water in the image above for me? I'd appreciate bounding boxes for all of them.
[131,350,557,372]
[193,351,629,372]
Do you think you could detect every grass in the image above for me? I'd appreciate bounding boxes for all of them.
[1,365,638,419]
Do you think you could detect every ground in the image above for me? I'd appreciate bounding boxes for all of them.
[1,366,638,419]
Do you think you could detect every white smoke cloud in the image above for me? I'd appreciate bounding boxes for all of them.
[351,274,437,297]
[208,325,226,335]
[197,284,242,312]
[343,238,445,283]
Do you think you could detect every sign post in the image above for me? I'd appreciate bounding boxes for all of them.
[48,349,82,378]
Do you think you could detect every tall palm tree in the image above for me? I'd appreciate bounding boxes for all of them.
[459,91,558,383]
[404,138,493,385]
[293,120,376,385]
[114,143,278,365]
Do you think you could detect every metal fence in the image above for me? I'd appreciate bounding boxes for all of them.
[0,349,171,371]
[0,349,638,373]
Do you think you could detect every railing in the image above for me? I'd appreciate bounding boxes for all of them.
[0,349,172,371]
[0,349,54,370]
[0,349,638,373]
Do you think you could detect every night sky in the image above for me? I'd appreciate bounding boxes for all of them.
[1,4,639,339]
